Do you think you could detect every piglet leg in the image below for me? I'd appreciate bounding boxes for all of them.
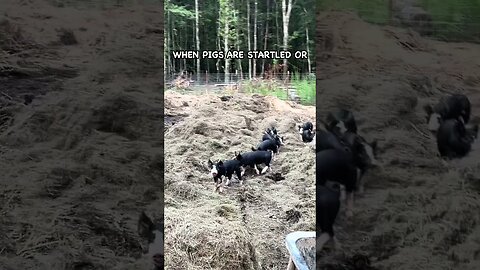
[316,232,331,252]
[254,164,260,175]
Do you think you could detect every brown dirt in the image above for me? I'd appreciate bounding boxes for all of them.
[164,91,315,269]
[0,1,163,269]
[317,12,480,270]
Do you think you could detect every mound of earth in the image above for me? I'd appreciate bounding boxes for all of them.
[164,91,315,269]
[317,12,480,270]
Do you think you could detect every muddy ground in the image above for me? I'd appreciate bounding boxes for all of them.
[317,12,480,270]
[0,1,163,269]
[164,91,315,270]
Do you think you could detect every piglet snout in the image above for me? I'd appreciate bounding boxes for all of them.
[153,253,164,268]
[370,160,380,167]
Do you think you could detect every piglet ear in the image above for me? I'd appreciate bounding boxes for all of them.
[138,211,154,239]
[207,159,213,168]
[218,160,223,165]
[371,140,378,150]
[423,104,433,115]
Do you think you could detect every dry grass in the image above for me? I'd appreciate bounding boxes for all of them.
[0,1,163,269]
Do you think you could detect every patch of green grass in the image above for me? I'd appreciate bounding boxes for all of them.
[243,80,289,100]
[243,75,315,106]
[292,74,315,106]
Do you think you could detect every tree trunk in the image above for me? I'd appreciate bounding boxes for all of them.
[306,27,311,74]
[282,0,293,80]
[247,0,252,79]
[253,0,258,78]
[224,9,230,83]
[262,0,270,77]
[183,24,187,72]
[170,8,175,75]
[165,6,170,78]
[195,0,200,80]
[216,34,220,82]
[275,1,280,50]
[235,6,243,79]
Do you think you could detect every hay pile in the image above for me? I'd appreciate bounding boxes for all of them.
[317,12,480,270]
[0,1,163,269]
[164,91,315,269]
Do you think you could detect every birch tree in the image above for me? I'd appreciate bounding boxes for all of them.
[253,0,258,77]
[281,0,294,79]
[219,0,236,83]
[261,0,270,76]
[305,27,311,74]
[247,0,251,79]
[195,0,200,80]
[234,1,243,77]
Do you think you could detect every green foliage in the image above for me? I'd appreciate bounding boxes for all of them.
[48,0,159,8]
[218,0,238,45]
[292,73,315,105]
[318,0,480,42]
[166,0,196,19]
[242,75,315,106]
[166,0,316,74]
[243,80,289,101]
[420,0,480,41]
[318,0,389,24]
